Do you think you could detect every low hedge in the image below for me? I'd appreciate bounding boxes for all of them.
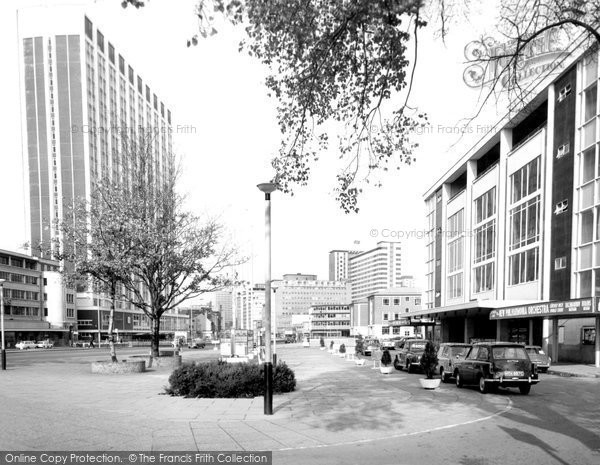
[165,360,297,398]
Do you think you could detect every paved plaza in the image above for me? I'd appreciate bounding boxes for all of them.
[0,345,599,464]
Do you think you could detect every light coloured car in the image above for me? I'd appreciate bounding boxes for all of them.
[525,345,551,372]
[36,340,54,349]
[15,341,37,350]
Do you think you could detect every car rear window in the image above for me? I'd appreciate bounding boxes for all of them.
[492,347,528,360]
[526,347,539,354]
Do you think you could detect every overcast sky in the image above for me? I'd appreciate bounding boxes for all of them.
[0,0,510,288]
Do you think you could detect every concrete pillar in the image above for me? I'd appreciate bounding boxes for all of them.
[528,319,534,346]
[497,129,512,299]
[464,317,474,344]
[465,160,476,300]
[552,318,559,363]
[595,316,600,368]
[542,84,555,301]
[542,318,550,354]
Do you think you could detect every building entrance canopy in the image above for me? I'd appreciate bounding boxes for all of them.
[489,298,599,320]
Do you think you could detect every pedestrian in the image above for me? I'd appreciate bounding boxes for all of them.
[89,339,94,349]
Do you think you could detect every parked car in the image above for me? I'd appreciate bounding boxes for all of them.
[437,343,471,382]
[454,342,539,395]
[363,339,380,356]
[381,337,404,350]
[187,339,206,349]
[36,340,54,349]
[15,341,37,350]
[525,345,551,372]
[393,339,430,373]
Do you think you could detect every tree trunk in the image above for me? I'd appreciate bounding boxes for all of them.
[151,316,161,357]
[108,281,118,363]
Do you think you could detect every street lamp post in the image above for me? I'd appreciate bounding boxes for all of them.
[0,279,6,370]
[257,181,277,415]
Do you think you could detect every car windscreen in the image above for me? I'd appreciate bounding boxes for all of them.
[409,342,427,351]
[526,347,539,354]
[492,347,528,360]
[452,347,470,357]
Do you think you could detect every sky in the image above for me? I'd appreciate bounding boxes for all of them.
[0,0,509,289]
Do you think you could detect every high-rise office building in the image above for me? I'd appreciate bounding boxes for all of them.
[214,291,233,330]
[328,250,361,281]
[348,241,403,302]
[17,6,178,341]
[18,6,173,254]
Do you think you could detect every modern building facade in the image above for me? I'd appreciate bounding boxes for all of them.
[272,273,351,333]
[18,6,173,256]
[352,287,421,339]
[308,304,351,338]
[421,46,600,365]
[328,250,361,281]
[233,283,265,332]
[17,6,174,342]
[214,291,233,330]
[348,241,403,302]
[0,249,75,346]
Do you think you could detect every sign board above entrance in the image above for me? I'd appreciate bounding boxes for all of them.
[489,298,598,320]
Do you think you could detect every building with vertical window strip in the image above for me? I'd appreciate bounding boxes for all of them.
[419,46,600,366]
[17,6,181,343]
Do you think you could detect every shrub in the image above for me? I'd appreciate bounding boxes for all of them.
[339,343,346,354]
[420,341,439,379]
[355,335,364,355]
[381,350,392,367]
[165,361,296,398]
[319,337,325,347]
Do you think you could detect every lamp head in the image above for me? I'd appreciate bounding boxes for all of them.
[257,182,277,194]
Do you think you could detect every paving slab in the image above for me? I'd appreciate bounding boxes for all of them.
[0,345,516,452]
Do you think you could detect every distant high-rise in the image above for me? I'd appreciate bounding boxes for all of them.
[348,241,402,301]
[331,242,403,302]
[328,250,361,281]
[214,291,233,330]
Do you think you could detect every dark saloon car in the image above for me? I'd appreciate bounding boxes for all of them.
[525,345,551,372]
[437,343,471,382]
[454,343,539,394]
[187,339,206,349]
[393,339,430,373]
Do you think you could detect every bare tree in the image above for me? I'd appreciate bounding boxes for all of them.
[58,130,240,358]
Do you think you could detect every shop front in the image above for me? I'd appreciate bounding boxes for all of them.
[490,298,600,367]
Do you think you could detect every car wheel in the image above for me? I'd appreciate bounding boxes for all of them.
[440,368,447,383]
[478,375,488,394]
[519,384,531,395]
[393,359,402,370]
[455,372,463,388]
[406,362,413,374]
